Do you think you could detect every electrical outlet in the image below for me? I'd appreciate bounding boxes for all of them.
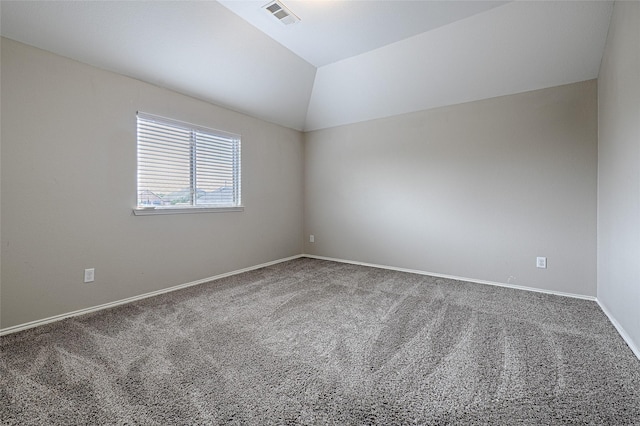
[84,268,95,283]
[536,257,547,269]
[309,235,315,243]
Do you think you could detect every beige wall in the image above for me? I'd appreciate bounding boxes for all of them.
[0,38,304,329]
[597,2,640,353]
[0,36,605,330]
[305,80,598,296]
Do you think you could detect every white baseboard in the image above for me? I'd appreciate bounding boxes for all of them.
[303,254,597,301]
[8,253,637,363]
[0,254,304,336]
[597,300,640,360]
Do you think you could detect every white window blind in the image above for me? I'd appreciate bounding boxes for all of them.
[136,112,241,210]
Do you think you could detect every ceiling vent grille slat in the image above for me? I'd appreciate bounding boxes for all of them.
[263,0,300,26]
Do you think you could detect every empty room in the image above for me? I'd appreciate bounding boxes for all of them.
[1,0,639,424]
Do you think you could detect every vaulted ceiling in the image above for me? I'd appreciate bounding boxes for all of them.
[0,1,613,131]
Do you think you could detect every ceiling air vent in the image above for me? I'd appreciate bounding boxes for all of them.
[263,0,300,26]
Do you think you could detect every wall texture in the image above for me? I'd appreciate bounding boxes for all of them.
[305,80,598,296]
[1,38,304,329]
[597,1,640,354]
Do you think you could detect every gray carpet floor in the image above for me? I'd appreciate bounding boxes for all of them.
[1,258,639,425]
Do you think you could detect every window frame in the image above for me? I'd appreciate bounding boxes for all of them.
[133,112,243,216]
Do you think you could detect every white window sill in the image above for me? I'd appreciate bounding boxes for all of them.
[133,206,244,216]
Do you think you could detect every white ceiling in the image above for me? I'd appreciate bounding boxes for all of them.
[0,1,316,130]
[0,1,613,131]
[218,0,508,67]
[306,0,613,130]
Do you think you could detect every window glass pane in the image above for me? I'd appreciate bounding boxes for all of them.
[137,119,192,207]
[136,113,241,209]
[195,133,236,206]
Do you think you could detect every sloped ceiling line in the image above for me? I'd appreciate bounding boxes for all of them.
[0,1,613,131]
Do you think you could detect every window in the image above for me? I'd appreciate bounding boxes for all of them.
[135,112,241,214]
